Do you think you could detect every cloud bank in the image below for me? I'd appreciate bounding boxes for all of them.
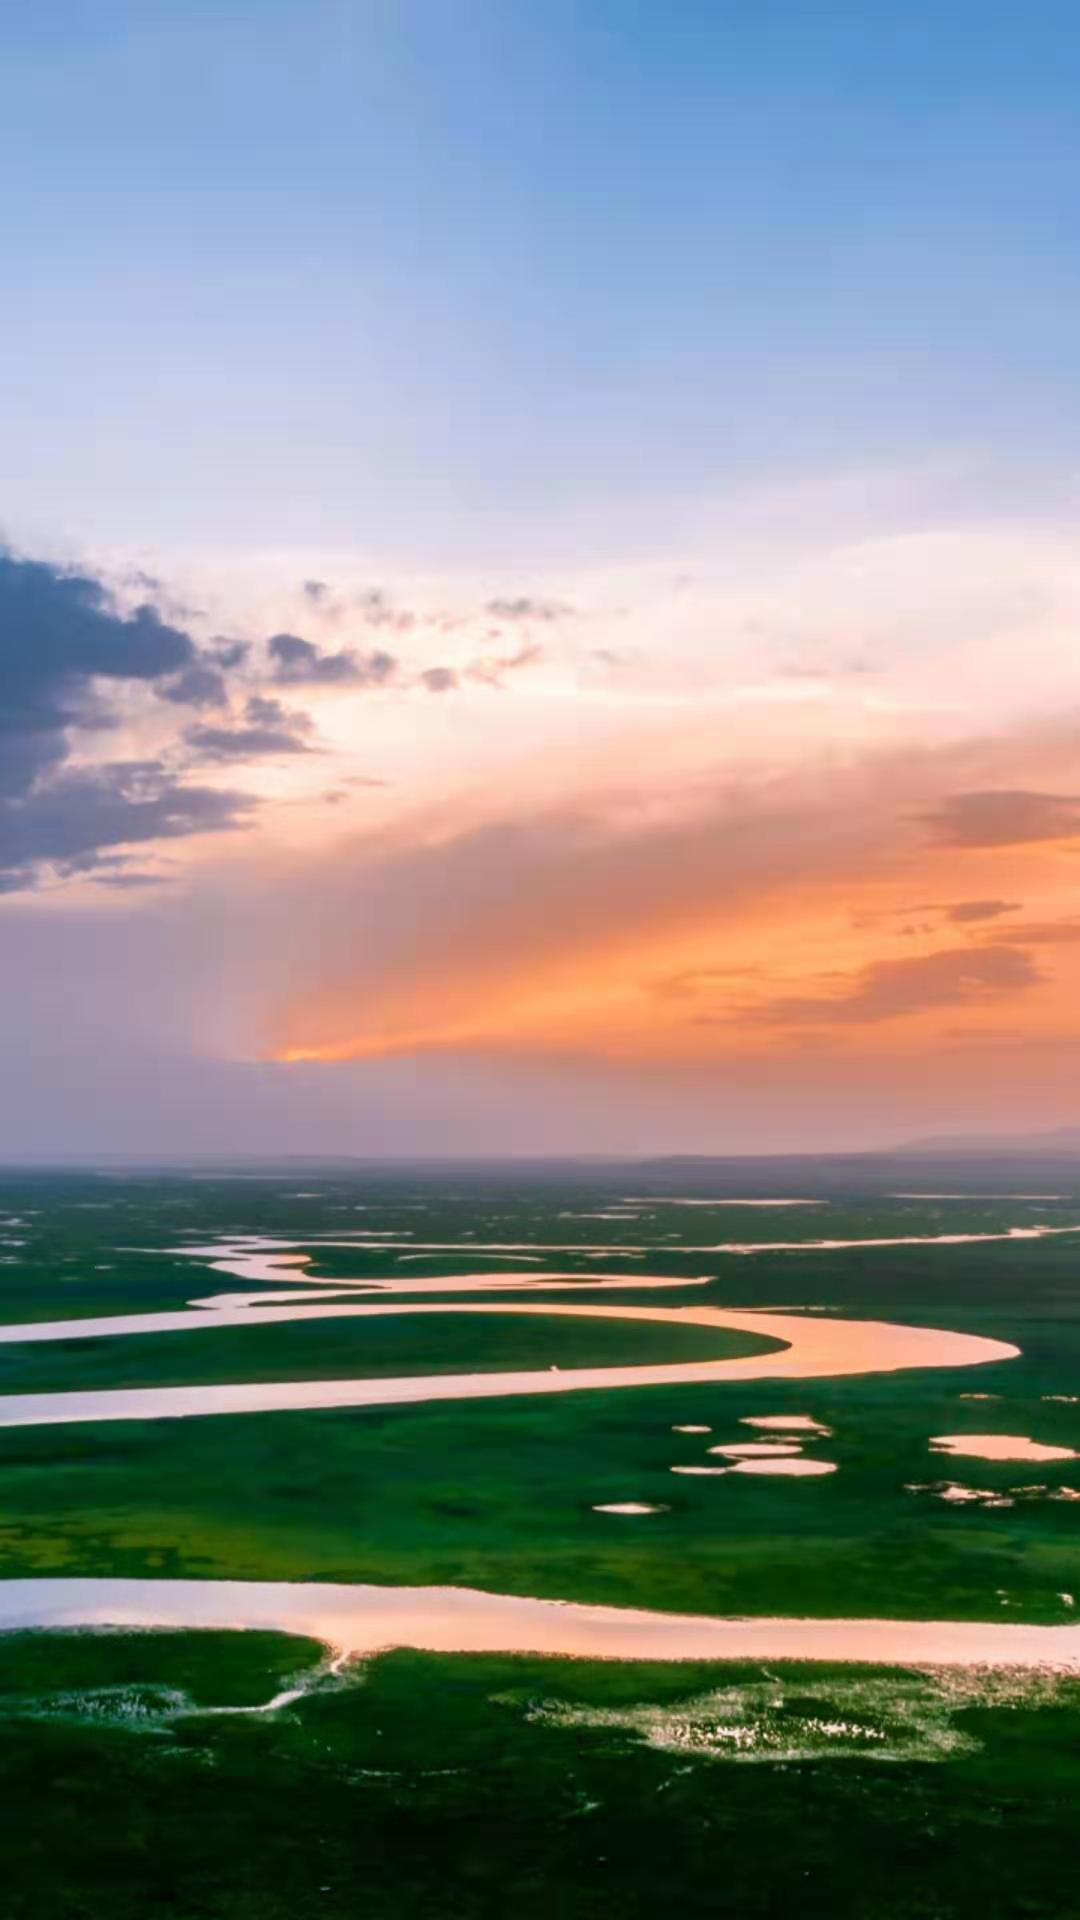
[0,550,255,890]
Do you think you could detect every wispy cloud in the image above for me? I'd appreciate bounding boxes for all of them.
[485,596,574,624]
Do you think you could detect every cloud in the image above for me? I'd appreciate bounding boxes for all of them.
[88,869,171,889]
[247,694,304,728]
[942,898,1021,923]
[184,724,307,760]
[355,588,415,632]
[486,596,573,623]
[989,920,1080,945]
[422,648,543,693]
[0,549,259,890]
[0,761,253,888]
[751,944,1042,1028]
[212,640,251,670]
[465,641,543,688]
[0,547,196,795]
[260,763,907,1063]
[0,550,194,685]
[184,695,314,761]
[857,898,1022,931]
[300,580,416,631]
[920,790,1080,847]
[420,666,459,693]
[159,661,230,709]
[267,631,397,687]
[210,666,1080,1067]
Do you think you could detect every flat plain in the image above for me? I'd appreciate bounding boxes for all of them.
[1,1158,1079,1918]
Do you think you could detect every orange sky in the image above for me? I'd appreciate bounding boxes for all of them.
[241,522,1080,1108]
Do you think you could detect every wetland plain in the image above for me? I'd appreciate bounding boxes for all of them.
[2,1156,1080,1917]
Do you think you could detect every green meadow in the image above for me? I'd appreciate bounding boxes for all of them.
[1,1164,1079,1915]
[4,1639,1080,1920]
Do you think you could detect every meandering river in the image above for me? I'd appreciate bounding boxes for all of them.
[0,1239,1017,1427]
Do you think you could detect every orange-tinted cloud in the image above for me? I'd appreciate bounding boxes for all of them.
[920,789,1080,847]
[743,943,1042,1028]
[992,920,1080,945]
[941,898,1021,923]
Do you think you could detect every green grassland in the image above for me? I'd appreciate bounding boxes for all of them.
[2,1637,1080,1918]
[2,1165,1080,1916]
[0,1308,778,1395]
[0,1625,324,1708]
[0,1234,1077,1620]
[0,1362,1077,1620]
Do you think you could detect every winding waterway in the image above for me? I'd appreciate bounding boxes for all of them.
[0,1233,1045,1669]
[0,1239,1017,1428]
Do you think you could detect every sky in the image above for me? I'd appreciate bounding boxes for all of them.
[3,0,1080,1158]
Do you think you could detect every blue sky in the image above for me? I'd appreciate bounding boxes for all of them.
[5,0,1080,557]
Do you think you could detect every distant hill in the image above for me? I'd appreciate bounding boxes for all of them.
[894,1127,1080,1156]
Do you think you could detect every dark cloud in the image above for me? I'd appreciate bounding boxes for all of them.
[0,760,253,884]
[184,696,315,762]
[244,695,299,728]
[0,548,195,793]
[0,557,194,685]
[211,639,251,671]
[159,662,230,709]
[920,790,1080,848]
[49,850,172,889]
[184,723,312,761]
[751,944,1041,1028]
[267,631,397,687]
[0,549,256,891]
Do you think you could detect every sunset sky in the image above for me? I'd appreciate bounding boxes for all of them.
[3,1,1080,1156]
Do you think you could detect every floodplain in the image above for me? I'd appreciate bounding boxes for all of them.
[2,1157,1080,1917]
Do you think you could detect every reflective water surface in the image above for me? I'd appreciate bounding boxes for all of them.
[2,1578,1079,1668]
